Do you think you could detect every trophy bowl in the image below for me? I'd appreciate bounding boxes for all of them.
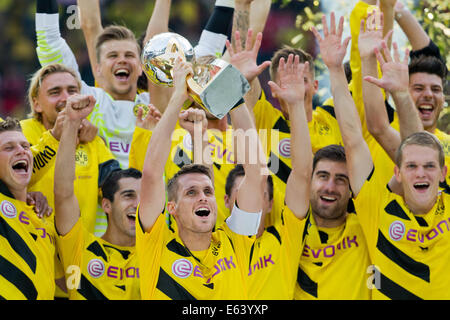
[141,32,195,87]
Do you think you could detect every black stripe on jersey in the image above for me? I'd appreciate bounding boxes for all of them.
[297,267,318,298]
[166,239,191,257]
[377,272,422,300]
[78,274,108,300]
[86,241,108,262]
[272,117,290,134]
[384,200,411,221]
[377,231,430,282]
[385,100,396,124]
[0,180,14,198]
[266,226,281,245]
[103,244,131,260]
[414,216,428,227]
[317,105,336,119]
[0,216,37,273]
[301,213,311,243]
[268,152,291,184]
[173,147,192,169]
[439,180,450,194]
[156,268,196,300]
[0,254,37,300]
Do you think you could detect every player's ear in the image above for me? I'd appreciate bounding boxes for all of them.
[101,198,112,214]
[166,201,177,217]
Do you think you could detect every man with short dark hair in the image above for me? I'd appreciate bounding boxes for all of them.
[54,94,142,300]
[316,12,450,300]
[137,58,268,299]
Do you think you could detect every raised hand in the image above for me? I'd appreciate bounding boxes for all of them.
[135,104,161,131]
[172,57,193,101]
[225,29,271,82]
[363,41,410,93]
[311,12,351,69]
[359,11,393,58]
[178,107,208,137]
[65,94,96,122]
[268,54,308,107]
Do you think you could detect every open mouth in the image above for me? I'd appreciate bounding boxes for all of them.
[417,104,434,118]
[195,207,211,217]
[126,213,136,222]
[413,182,430,192]
[114,68,130,82]
[12,160,29,174]
[319,195,337,203]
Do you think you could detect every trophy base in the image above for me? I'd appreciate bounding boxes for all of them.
[189,62,250,119]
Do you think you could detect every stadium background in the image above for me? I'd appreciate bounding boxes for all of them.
[0,0,447,131]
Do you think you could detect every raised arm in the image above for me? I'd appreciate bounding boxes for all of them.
[139,59,192,232]
[269,55,312,219]
[363,40,423,155]
[54,94,96,236]
[77,0,103,81]
[312,13,373,196]
[393,1,430,51]
[36,0,81,78]
[359,12,400,159]
[225,29,271,115]
[143,0,171,46]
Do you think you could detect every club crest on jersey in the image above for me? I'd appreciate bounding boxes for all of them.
[389,221,405,241]
[278,138,291,158]
[172,258,193,279]
[0,200,17,218]
[75,149,89,167]
[87,259,105,278]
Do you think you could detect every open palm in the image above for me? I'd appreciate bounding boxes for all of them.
[311,12,351,69]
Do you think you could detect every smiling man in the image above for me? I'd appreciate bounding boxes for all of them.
[53,94,142,300]
[22,63,119,235]
[137,58,267,300]
[316,12,450,300]
[0,118,59,299]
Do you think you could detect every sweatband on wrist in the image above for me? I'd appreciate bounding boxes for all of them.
[225,202,262,236]
[37,0,59,14]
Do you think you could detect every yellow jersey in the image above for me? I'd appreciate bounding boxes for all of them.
[20,118,117,234]
[252,91,343,196]
[0,186,58,299]
[57,219,140,300]
[129,125,236,230]
[247,202,304,300]
[136,212,254,300]
[354,165,450,299]
[294,204,372,300]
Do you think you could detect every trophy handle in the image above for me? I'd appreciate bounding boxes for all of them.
[165,37,186,61]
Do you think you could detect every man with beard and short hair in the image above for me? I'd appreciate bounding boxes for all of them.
[294,144,372,300]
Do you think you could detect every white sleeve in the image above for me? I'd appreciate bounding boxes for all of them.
[35,13,96,96]
[225,203,262,236]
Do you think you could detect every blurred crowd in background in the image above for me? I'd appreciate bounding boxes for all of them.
[0,0,448,131]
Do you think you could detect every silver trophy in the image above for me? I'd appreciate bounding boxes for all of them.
[141,32,250,119]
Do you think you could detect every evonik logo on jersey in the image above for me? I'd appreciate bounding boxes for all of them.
[388,219,450,243]
[171,256,237,283]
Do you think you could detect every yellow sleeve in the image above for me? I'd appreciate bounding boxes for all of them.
[29,130,59,187]
[136,211,167,299]
[95,136,115,164]
[129,127,152,172]
[55,219,87,294]
[353,165,385,253]
[349,1,387,143]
